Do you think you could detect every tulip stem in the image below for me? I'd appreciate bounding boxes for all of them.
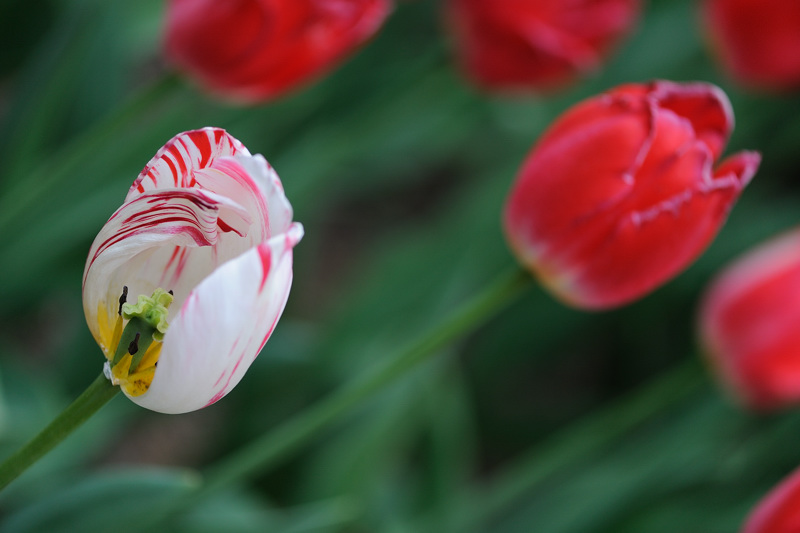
[202,268,532,490]
[0,373,118,491]
[128,268,534,529]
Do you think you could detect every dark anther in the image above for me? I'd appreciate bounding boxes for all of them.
[118,286,128,315]
[128,332,141,355]
[168,290,174,296]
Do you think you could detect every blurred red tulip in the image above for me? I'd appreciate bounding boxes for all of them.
[503,81,760,310]
[742,464,800,532]
[164,0,391,103]
[703,0,800,91]
[700,229,800,410]
[444,0,641,91]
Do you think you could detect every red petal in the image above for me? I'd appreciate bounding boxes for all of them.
[165,0,391,102]
[704,0,800,90]
[567,148,747,309]
[445,0,640,91]
[700,225,800,411]
[743,464,800,532]
[650,81,733,161]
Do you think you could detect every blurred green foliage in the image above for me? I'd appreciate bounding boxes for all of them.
[1,0,800,531]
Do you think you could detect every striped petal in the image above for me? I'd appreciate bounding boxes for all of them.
[133,224,303,413]
[83,187,253,356]
[129,128,246,196]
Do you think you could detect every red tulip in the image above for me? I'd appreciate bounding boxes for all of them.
[702,0,800,91]
[444,0,641,91]
[503,81,760,310]
[164,0,391,103]
[742,465,800,532]
[699,229,800,410]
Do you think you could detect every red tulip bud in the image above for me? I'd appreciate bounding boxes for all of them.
[703,0,800,91]
[700,228,800,410]
[444,0,641,91]
[504,81,760,310]
[164,0,391,103]
[742,464,800,533]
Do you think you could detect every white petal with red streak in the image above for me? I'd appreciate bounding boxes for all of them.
[82,187,252,354]
[131,222,304,413]
[194,154,294,240]
[128,128,247,198]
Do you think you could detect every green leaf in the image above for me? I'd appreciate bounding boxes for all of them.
[0,468,200,533]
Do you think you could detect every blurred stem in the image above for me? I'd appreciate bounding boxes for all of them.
[0,73,182,235]
[132,268,533,529]
[0,373,118,491]
[199,268,532,493]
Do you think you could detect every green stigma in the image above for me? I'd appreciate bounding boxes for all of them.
[112,288,174,373]
[121,288,174,342]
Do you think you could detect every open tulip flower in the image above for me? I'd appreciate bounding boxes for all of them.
[504,81,760,310]
[741,464,800,533]
[82,128,303,414]
[700,229,800,410]
[703,0,800,91]
[445,0,640,91]
[164,0,392,103]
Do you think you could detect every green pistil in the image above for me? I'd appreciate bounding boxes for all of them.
[111,288,174,373]
[122,288,173,341]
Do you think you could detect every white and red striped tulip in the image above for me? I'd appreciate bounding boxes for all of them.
[82,128,303,414]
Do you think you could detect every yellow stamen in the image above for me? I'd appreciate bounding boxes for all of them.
[100,287,173,397]
[96,302,124,360]
[108,342,163,397]
[138,342,163,372]
[111,315,123,359]
[124,366,157,397]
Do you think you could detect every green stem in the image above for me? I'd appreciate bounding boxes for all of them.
[0,373,119,490]
[132,268,533,529]
[202,269,531,492]
[0,73,182,234]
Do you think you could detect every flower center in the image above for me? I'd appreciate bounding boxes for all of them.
[102,287,174,397]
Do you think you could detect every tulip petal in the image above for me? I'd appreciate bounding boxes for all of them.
[165,0,391,102]
[650,81,734,161]
[218,0,391,99]
[704,0,800,91]
[700,225,800,410]
[132,127,291,241]
[565,149,755,309]
[743,464,800,533]
[445,0,640,90]
[712,149,760,189]
[507,95,646,262]
[199,153,295,239]
[83,187,254,356]
[129,128,247,197]
[130,223,304,414]
[622,86,733,213]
